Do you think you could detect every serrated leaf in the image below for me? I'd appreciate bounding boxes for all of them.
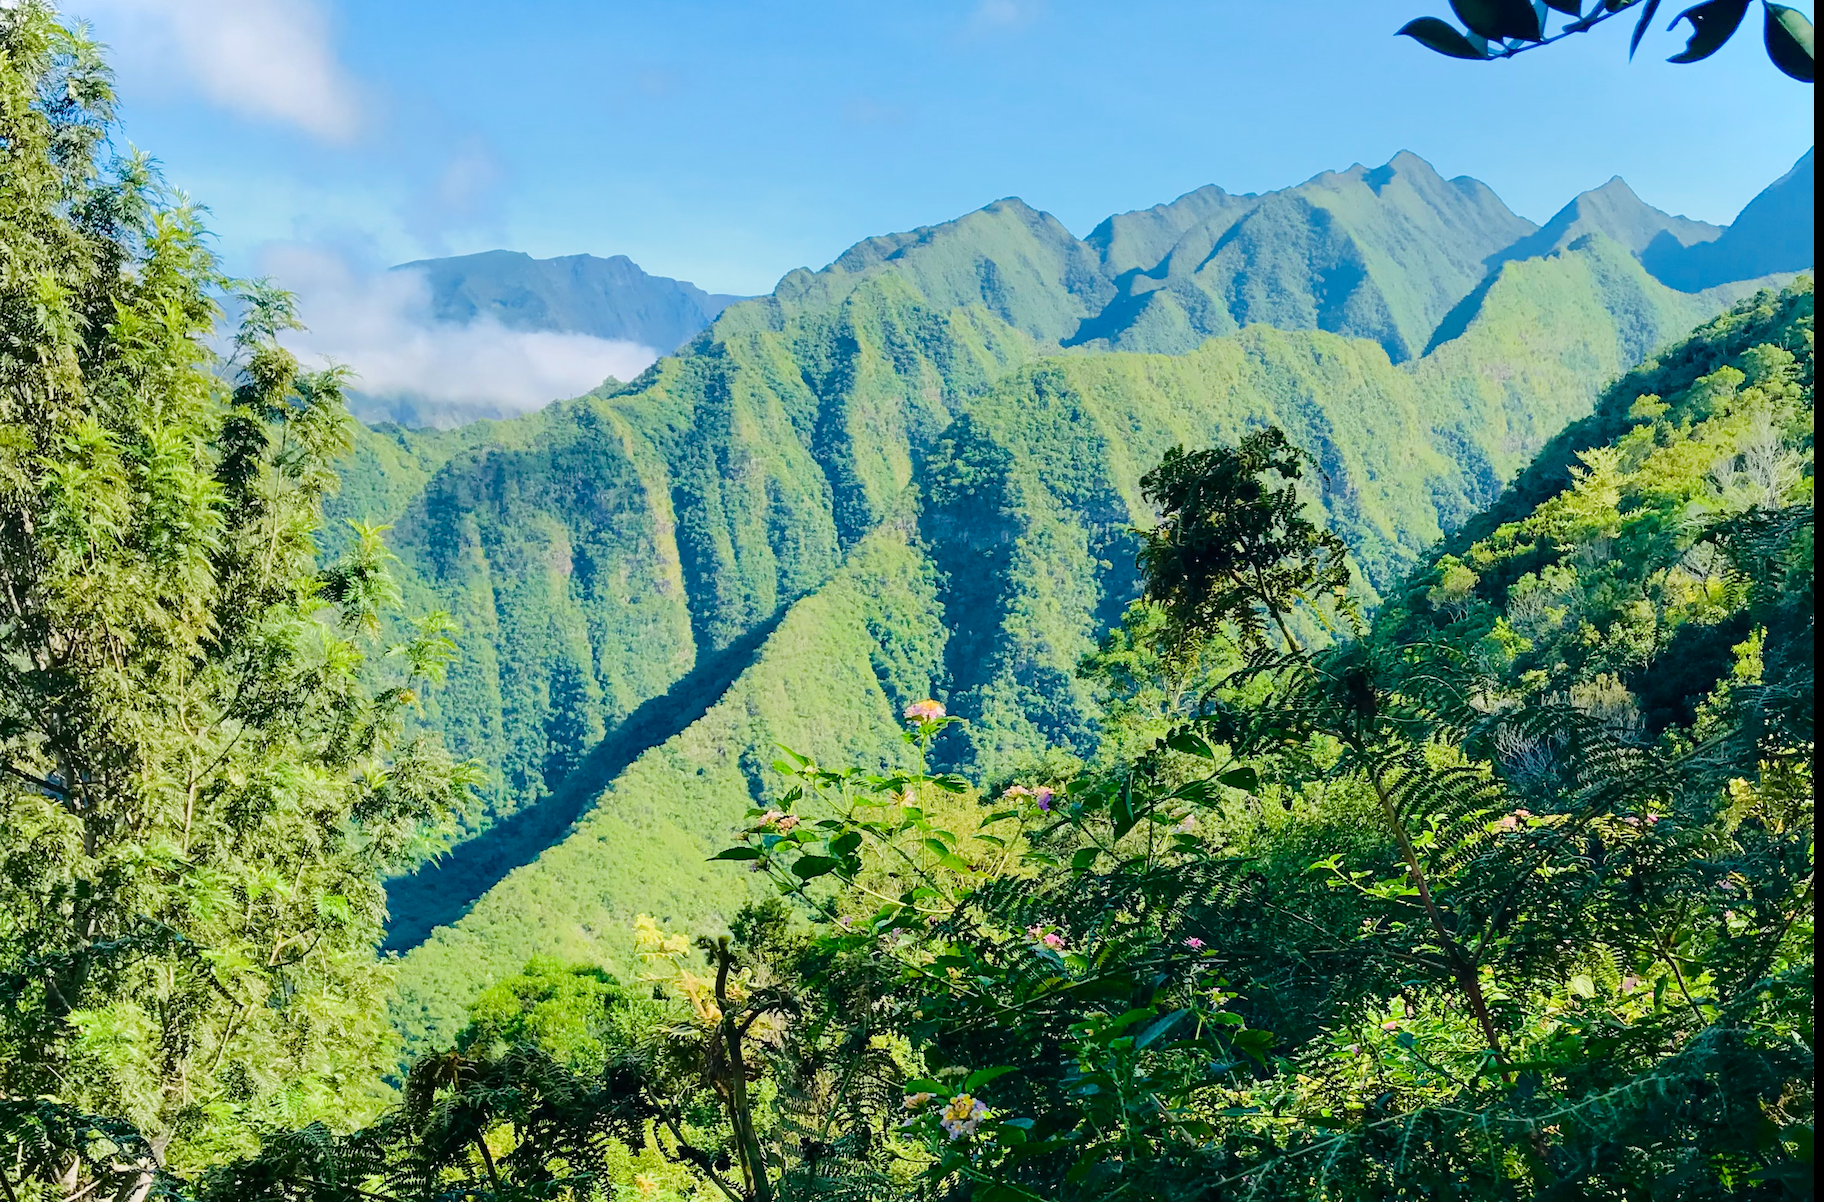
[710,846,764,860]
[1397,17,1491,57]
[1764,3,1815,79]
[1666,0,1750,61]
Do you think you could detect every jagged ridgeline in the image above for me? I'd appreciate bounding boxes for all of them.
[324,150,1810,1049]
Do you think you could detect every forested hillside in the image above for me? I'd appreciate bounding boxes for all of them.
[354,151,1810,1045]
[0,5,1810,1196]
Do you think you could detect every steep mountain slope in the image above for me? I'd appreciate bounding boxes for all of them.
[389,274,1813,1053]
[330,155,1811,1034]
[1068,152,1537,361]
[1489,176,1720,269]
[399,249,746,353]
[1642,148,1814,291]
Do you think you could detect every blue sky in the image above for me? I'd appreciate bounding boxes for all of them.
[77,0,1813,296]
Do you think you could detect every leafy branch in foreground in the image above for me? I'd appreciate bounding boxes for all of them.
[1398,0,1813,81]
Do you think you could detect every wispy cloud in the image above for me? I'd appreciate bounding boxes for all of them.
[78,0,361,141]
[967,0,1045,32]
[261,243,660,427]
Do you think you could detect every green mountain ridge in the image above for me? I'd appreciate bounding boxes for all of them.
[371,260,1798,1051]
[325,151,1812,1050]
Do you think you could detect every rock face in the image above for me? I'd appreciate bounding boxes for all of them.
[327,151,1814,1053]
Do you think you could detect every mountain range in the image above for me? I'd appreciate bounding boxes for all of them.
[398,249,747,355]
[322,148,1813,1050]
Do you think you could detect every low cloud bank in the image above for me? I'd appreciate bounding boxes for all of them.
[263,245,660,428]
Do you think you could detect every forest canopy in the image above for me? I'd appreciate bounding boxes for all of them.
[0,2,1812,1200]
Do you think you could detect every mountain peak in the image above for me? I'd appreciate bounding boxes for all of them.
[398,249,744,350]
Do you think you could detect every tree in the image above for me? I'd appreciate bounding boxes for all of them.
[0,6,474,1194]
[1398,0,1814,82]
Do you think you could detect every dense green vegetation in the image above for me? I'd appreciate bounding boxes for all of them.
[59,273,1807,1202]
[380,228,1789,1031]
[0,5,1811,1197]
[0,8,473,1187]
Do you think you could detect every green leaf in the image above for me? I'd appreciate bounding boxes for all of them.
[1666,0,1750,61]
[1397,16,1491,56]
[829,830,863,856]
[1219,766,1260,792]
[1232,1027,1276,1064]
[1450,0,1544,38]
[791,855,842,879]
[1135,1008,1190,1049]
[922,838,952,859]
[1111,783,1138,842]
[1764,3,1815,79]
[1164,727,1215,759]
[1569,974,1597,998]
[710,846,764,861]
[965,1065,1017,1091]
[933,773,971,793]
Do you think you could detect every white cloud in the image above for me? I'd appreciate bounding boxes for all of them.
[261,244,661,427]
[79,0,360,141]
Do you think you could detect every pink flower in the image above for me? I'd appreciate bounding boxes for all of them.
[1042,932,1065,951]
[1495,815,1519,832]
[940,1094,989,1140]
[1174,813,1196,834]
[1182,937,1205,950]
[1002,785,1032,800]
[1622,815,1641,827]
[1621,973,1641,992]
[1027,924,1044,939]
[773,814,799,833]
[1646,813,1660,825]
[904,700,947,724]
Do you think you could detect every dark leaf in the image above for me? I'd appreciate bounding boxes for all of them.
[1135,1008,1191,1049]
[1764,3,1815,79]
[1666,0,1751,62]
[1220,766,1260,793]
[791,855,842,879]
[1451,0,1545,38]
[1630,0,1663,55]
[1544,0,1582,12]
[1165,727,1216,759]
[1397,16,1491,57]
[709,846,763,861]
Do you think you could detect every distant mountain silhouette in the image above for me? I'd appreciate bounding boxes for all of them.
[396,249,746,353]
[1642,148,1814,291]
